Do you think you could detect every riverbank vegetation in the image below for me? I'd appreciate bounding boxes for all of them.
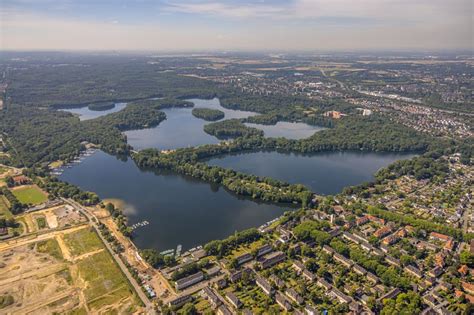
[134,149,313,205]
[204,228,261,257]
[0,99,193,167]
[191,108,225,121]
[204,119,263,139]
[88,102,115,111]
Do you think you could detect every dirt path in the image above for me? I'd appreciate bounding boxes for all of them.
[56,234,73,261]
[0,263,67,286]
[73,248,104,262]
[0,225,86,252]
[12,288,77,314]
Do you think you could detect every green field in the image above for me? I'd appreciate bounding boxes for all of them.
[37,239,63,260]
[63,228,104,257]
[76,250,136,309]
[0,196,12,219]
[11,185,48,205]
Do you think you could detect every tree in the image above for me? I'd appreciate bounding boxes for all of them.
[181,302,196,315]
[459,250,474,267]
[381,291,421,315]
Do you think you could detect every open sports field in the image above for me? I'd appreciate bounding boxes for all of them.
[11,185,48,205]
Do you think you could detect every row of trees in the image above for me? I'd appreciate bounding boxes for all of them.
[103,203,132,237]
[37,176,100,206]
[204,119,264,139]
[140,248,175,268]
[134,150,313,205]
[204,228,261,257]
[0,187,24,214]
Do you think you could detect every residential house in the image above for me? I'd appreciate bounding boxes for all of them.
[333,253,353,268]
[236,253,253,265]
[275,292,293,312]
[256,276,273,296]
[226,292,242,309]
[303,269,316,281]
[256,244,273,257]
[168,294,192,308]
[285,288,304,305]
[201,287,222,308]
[330,288,352,304]
[175,271,204,290]
[404,265,423,279]
[317,278,332,291]
[217,305,233,315]
[260,251,285,269]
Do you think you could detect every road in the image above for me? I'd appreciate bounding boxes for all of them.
[62,198,156,314]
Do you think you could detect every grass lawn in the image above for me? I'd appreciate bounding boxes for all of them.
[37,238,63,260]
[0,196,12,219]
[12,185,48,205]
[63,227,104,257]
[76,251,136,310]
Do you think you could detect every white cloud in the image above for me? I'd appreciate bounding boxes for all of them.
[0,0,471,51]
[164,1,285,19]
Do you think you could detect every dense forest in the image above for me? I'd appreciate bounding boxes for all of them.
[0,98,191,167]
[6,61,218,107]
[191,108,225,121]
[204,119,264,139]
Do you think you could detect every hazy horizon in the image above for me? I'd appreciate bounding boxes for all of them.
[1,0,473,52]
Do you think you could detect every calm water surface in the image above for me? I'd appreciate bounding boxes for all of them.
[245,121,325,139]
[59,151,289,251]
[207,151,416,194]
[124,98,257,150]
[60,103,127,120]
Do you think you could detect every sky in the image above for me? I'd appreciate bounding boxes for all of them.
[1,0,472,52]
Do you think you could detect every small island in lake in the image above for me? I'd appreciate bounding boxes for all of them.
[192,108,225,121]
[88,102,116,111]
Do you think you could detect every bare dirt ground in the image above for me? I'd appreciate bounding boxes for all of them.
[0,225,143,314]
[53,205,86,227]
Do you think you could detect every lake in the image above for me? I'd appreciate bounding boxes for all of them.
[206,151,416,194]
[244,121,325,139]
[124,98,258,150]
[61,98,326,149]
[59,150,290,252]
[60,102,127,120]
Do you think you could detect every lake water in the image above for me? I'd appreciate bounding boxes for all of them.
[59,150,289,252]
[124,98,257,150]
[206,151,415,194]
[60,103,127,120]
[61,98,326,149]
[245,121,325,139]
